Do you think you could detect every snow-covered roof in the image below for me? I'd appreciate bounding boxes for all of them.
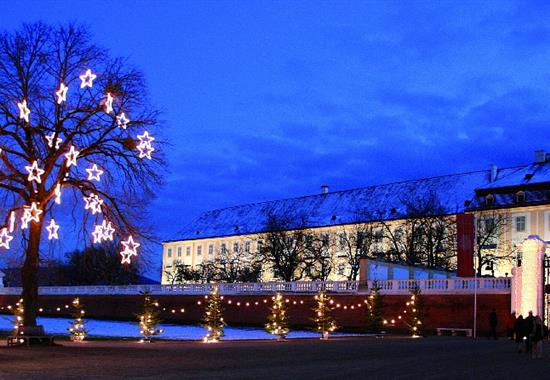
[169,162,550,243]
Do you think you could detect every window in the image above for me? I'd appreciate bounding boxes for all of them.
[337,262,346,276]
[339,233,347,249]
[186,247,191,256]
[233,242,239,253]
[221,243,227,254]
[257,240,264,252]
[516,191,526,203]
[485,194,495,206]
[197,246,202,256]
[177,247,182,257]
[208,245,214,255]
[515,216,526,232]
[245,241,251,253]
[321,233,330,247]
[167,248,172,258]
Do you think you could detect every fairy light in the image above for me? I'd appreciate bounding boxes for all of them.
[45,132,63,150]
[91,224,104,244]
[104,93,114,114]
[265,293,289,341]
[21,202,42,228]
[0,228,14,249]
[17,100,30,123]
[68,297,87,342]
[79,69,96,88]
[86,164,104,182]
[101,220,115,241]
[54,184,62,204]
[138,292,163,343]
[25,160,45,183]
[116,113,130,129]
[202,286,225,343]
[46,219,59,240]
[314,291,337,340]
[83,193,103,215]
[137,141,154,160]
[120,235,140,264]
[8,211,16,232]
[56,83,68,104]
[64,145,80,167]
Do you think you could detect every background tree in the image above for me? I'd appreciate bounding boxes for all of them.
[265,292,290,341]
[338,217,376,280]
[303,233,334,281]
[474,210,515,276]
[138,291,163,343]
[0,23,163,327]
[313,290,337,340]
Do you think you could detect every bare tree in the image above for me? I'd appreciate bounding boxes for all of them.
[303,232,334,281]
[338,220,376,280]
[0,23,163,327]
[474,210,515,276]
[206,243,262,283]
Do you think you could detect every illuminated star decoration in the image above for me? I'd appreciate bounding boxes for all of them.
[120,235,139,264]
[0,228,13,249]
[21,203,43,229]
[92,224,104,244]
[46,132,63,150]
[104,93,114,114]
[116,113,130,129]
[56,83,68,104]
[54,184,62,204]
[25,160,45,184]
[17,100,30,123]
[83,193,103,215]
[64,145,80,167]
[46,219,60,240]
[9,211,16,232]
[79,69,97,88]
[86,164,104,182]
[101,220,115,241]
[136,131,155,160]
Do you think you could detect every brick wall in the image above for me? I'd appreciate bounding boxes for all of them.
[0,293,510,335]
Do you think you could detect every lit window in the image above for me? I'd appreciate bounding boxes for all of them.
[233,242,239,253]
[208,245,214,255]
[197,246,202,256]
[245,241,251,253]
[516,216,526,232]
[186,247,191,256]
[221,243,227,254]
[167,248,172,258]
[177,247,182,257]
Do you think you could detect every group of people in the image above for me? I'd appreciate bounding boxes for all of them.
[505,310,545,359]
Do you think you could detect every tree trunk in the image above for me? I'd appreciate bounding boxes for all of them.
[21,219,43,328]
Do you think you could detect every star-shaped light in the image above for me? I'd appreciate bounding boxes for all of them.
[8,211,16,232]
[83,193,103,215]
[86,164,104,182]
[79,69,97,88]
[25,160,45,184]
[116,113,130,129]
[104,93,114,114]
[120,235,139,264]
[54,183,62,204]
[64,145,80,167]
[56,83,68,104]
[46,219,59,240]
[0,228,13,249]
[92,224,104,244]
[137,131,155,146]
[21,203,43,229]
[137,142,154,160]
[18,100,30,123]
[46,132,63,150]
[101,220,115,241]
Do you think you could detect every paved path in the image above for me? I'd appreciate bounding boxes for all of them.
[0,337,548,379]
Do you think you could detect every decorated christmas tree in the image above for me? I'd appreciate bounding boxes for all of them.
[313,290,337,340]
[68,297,87,342]
[138,292,163,343]
[12,298,24,335]
[365,284,385,333]
[202,285,225,342]
[265,292,290,341]
[403,285,424,337]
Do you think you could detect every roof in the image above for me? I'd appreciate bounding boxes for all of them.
[169,161,550,243]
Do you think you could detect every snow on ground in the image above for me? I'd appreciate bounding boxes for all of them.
[0,315,361,340]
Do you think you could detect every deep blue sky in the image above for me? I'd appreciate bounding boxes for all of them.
[3,1,550,276]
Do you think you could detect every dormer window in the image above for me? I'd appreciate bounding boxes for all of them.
[516,191,526,203]
[485,194,495,206]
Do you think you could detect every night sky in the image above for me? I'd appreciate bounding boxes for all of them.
[2,1,550,277]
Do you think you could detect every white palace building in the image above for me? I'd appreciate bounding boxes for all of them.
[161,150,550,285]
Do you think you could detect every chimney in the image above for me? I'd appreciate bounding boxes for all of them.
[535,150,547,164]
[321,185,329,194]
[489,164,498,182]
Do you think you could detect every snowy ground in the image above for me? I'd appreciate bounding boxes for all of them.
[0,315,361,340]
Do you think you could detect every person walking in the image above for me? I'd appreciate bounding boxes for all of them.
[489,309,498,340]
[532,315,544,359]
[525,311,535,354]
[514,315,525,353]
[506,311,516,340]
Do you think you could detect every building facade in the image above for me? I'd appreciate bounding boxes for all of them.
[162,151,550,285]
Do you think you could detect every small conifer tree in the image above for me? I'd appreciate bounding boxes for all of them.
[313,290,337,340]
[68,297,87,342]
[202,285,225,342]
[138,292,163,343]
[365,284,385,333]
[12,298,24,334]
[265,292,290,341]
[403,285,424,337]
